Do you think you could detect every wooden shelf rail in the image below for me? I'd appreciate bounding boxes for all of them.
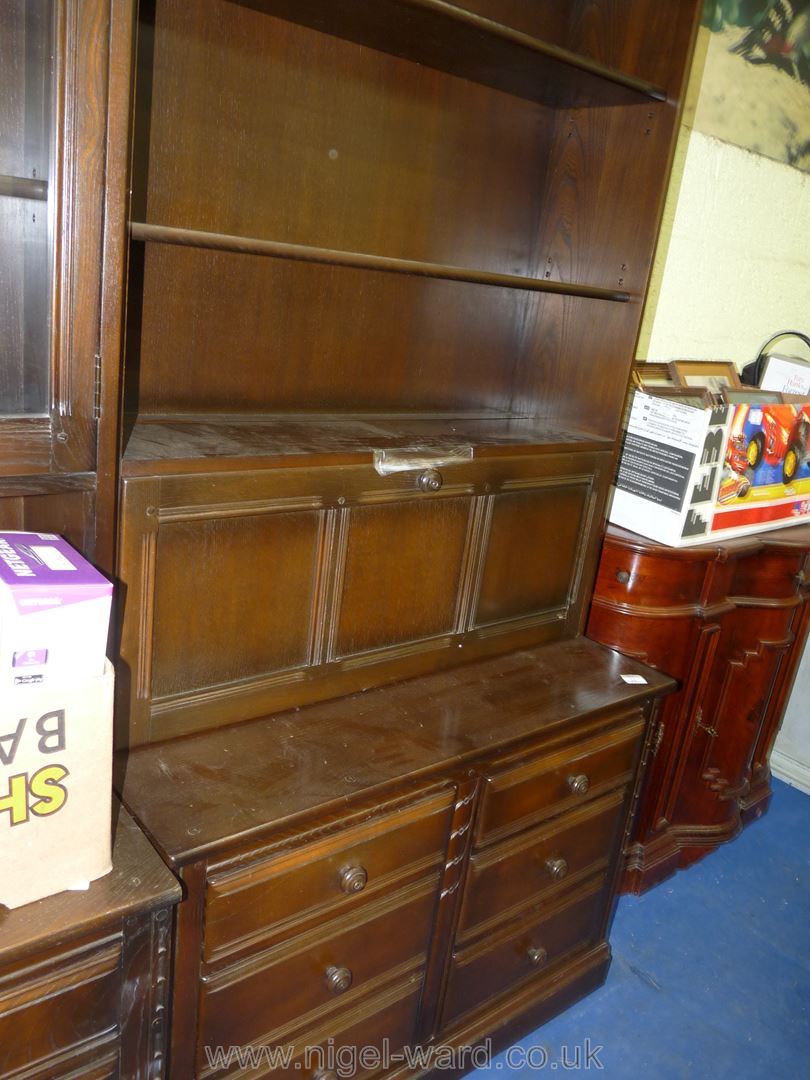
[0,174,48,201]
[130,222,632,304]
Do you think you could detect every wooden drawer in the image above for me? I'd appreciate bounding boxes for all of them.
[457,790,627,941]
[443,877,607,1027]
[202,978,423,1079]
[204,787,454,963]
[594,542,710,608]
[474,713,645,845]
[0,936,122,1078]
[199,877,439,1055]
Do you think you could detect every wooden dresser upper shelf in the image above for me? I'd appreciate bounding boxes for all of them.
[128,222,633,304]
[231,0,668,106]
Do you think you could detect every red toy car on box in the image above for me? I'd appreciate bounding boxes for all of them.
[745,404,810,484]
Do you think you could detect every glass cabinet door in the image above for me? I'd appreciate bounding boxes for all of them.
[0,0,54,416]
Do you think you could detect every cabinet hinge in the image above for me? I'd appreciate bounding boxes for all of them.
[93,353,102,419]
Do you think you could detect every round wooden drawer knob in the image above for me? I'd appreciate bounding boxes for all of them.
[417,468,443,492]
[338,865,368,894]
[527,946,548,967]
[545,856,568,881]
[325,965,353,995]
[567,773,590,796]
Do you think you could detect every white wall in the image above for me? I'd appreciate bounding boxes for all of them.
[637,36,810,790]
[772,647,810,795]
[643,133,810,366]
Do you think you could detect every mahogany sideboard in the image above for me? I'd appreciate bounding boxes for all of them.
[588,523,810,894]
[0,803,181,1079]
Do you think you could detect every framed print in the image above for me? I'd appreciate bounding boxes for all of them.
[669,360,742,393]
[721,388,783,406]
[631,361,677,389]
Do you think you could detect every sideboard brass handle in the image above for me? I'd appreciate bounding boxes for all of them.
[795,569,807,588]
[545,857,569,881]
[338,865,368,894]
[527,946,548,967]
[325,965,353,995]
[567,773,590,796]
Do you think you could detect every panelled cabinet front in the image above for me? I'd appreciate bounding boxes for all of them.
[118,452,610,744]
[588,523,810,893]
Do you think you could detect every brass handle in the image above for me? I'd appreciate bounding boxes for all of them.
[527,946,548,967]
[417,468,443,492]
[545,857,568,881]
[795,569,807,588]
[694,706,719,739]
[616,569,630,584]
[325,965,353,995]
[338,865,368,894]
[313,1071,338,1080]
[567,773,590,796]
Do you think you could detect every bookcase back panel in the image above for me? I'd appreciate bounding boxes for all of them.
[135,244,524,416]
[117,451,611,744]
[142,0,550,273]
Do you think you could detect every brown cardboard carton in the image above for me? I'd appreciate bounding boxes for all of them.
[0,661,114,909]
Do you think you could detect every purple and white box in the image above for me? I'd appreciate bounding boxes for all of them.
[0,532,112,686]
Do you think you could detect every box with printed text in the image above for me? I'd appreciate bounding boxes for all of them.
[0,661,114,908]
[609,392,810,546]
[0,532,112,688]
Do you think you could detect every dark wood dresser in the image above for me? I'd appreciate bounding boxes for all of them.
[120,639,673,1078]
[1,0,701,1073]
[0,804,180,1079]
[588,523,810,894]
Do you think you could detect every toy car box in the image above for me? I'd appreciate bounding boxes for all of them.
[0,532,112,687]
[609,392,810,546]
[0,661,114,908]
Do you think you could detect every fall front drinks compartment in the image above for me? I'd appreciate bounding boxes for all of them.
[118,451,609,743]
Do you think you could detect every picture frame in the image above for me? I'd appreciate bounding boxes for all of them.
[631,361,677,389]
[668,360,742,392]
[721,388,783,406]
[644,385,714,408]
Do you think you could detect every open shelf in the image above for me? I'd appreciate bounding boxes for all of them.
[130,223,632,304]
[234,0,668,107]
[121,414,613,475]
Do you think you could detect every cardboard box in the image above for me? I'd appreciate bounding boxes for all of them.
[0,662,114,909]
[0,532,112,688]
[610,392,810,546]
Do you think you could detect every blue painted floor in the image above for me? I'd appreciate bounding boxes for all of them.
[470,779,810,1079]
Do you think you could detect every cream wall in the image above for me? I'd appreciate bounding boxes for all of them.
[635,30,810,792]
[640,133,810,367]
